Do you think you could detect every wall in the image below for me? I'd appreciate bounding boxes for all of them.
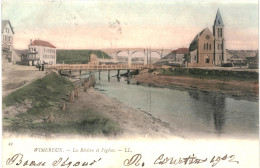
[198,29,214,66]
[187,62,213,67]
[12,50,21,63]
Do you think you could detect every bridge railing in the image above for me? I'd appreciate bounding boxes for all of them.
[45,64,146,70]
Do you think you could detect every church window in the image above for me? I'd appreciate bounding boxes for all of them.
[220,28,222,37]
[218,44,219,50]
[209,44,211,50]
[207,43,208,50]
[204,44,206,50]
[194,55,196,61]
[206,35,210,39]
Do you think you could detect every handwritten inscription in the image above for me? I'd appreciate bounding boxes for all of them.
[154,154,208,165]
[5,153,239,167]
[124,153,239,167]
[6,153,101,167]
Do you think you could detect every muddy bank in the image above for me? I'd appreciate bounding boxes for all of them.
[133,73,258,102]
[67,86,178,138]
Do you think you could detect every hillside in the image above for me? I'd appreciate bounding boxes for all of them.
[226,50,258,59]
[57,50,111,64]
[2,72,121,136]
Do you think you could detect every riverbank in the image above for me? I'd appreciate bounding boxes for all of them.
[133,69,258,102]
[67,87,176,137]
[2,70,175,138]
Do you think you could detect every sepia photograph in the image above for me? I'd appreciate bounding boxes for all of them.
[1,0,259,167]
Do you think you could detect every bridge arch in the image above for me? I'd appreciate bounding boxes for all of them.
[151,51,163,59]
[115,51,128,57]
[131,50,146,57]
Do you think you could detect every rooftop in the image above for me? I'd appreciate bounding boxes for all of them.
[2,20,14,34]
[30,40,56,48]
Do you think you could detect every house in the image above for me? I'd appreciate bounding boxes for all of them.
[174,48,189,63]
[188,9,226,67]
[27,39,56,66]
[88,53,99,65]
[157,48,189,66]
[15,49,29,65]
[2,20,15,67]
[12,49,22,64]
[246,51,258,69]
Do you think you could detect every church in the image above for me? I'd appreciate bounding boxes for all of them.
[189,9,225,67]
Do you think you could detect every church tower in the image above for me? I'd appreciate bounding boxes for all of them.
[213,9,225,66]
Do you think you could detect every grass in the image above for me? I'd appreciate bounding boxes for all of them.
[157,68,258,82]
[2,72,121,136]
[3,72,74,116]
[57,50,111,64]
[4,109,121,136]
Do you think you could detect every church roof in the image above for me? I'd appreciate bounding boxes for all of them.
[213,9,224,26]
[190,28,211,44]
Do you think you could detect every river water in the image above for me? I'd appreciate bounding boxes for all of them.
[91,70,258,138]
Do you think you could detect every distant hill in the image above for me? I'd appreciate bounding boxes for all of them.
[57,50,111,64]
[226,49,258,59]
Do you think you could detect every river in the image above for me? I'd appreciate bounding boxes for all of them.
[90,70,258,138]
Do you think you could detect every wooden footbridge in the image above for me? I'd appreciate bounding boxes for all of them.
[46,64,151,81]
[46,64,147,71]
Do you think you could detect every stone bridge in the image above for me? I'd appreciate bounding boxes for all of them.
[113,48,164,65]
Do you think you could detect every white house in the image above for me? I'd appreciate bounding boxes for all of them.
[28,39,56,66]
[2,20,15,67]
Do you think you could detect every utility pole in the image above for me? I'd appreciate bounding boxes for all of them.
[147,47,148,65]
[149,46,152,68]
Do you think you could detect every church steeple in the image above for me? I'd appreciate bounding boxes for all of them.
[213,9,225,66]
[213,9,224,26]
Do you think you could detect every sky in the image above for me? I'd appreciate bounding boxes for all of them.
[1,0,259,50]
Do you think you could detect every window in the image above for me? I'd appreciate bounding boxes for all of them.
[218,44,219,50]
[209,44,211,50]
[204,44,206,50]
[194,55,197,61]
[220,28,222,37]
[207,43,208,50]
[221,44,223,50]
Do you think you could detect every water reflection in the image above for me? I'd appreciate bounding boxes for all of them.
[188,91,226,135]
[94,70,258,138]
